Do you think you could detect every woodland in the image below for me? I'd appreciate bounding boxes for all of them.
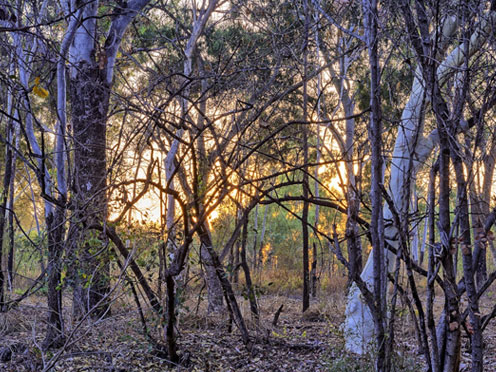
[1,0,496,371]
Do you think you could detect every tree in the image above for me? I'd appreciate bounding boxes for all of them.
[68,0,152,318]
[343,2,496,371]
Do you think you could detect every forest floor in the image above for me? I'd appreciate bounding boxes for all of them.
[1,288,496,371]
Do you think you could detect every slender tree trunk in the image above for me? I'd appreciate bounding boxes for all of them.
[432,88,461,372]
[251,204,258,270]
[312,23,322,298]
[322,33,363,290]
[0,61,15,304]
[481,138,496,266]
[7,158,16,292]
[452,156,483,372]
[257,200,269,270]
[165,272,178,362]
[42,206,66,350]
[301,0,310,313]
[240,212,259,319]
[0,119,13,306]
[410,193,419,264]
[363,0,387,370]
[427,162,440,372]
[198,224,251,348]
[471,138,496,289]
[7,112,20,292]
[310,243,318,297]
[161,1,220,310]
[234,240,240,284]
[344,96,362,288]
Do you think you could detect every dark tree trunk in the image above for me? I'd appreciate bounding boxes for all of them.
[232,207,241,284]
[434,94,461,372]
[165,273,178,363]
[427,162,441,372]
[301,0,310,313]
[7,182,14,292]
[70,62,111,319]
[257,202,269,271]
[346,190,362,288]
[198,224,251,348]
[0,122,13,306]
[7,134,17,292]
[470,191,487,291]
[452,157,483,372]
[233,240,240,284]
[364,0,387,369]
[310,242,318,298]
[240,213,258,319]
[251,204,258,270]
[42,206,66,350]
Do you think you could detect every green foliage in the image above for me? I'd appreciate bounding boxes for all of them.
[14,231,46,275]
[205,25,264,61]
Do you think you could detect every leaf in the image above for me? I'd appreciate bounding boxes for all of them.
[33,85,49,98]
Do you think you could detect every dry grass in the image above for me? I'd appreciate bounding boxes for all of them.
[1,269,496,371]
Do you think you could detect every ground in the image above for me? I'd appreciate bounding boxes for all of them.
[0,289,495,371]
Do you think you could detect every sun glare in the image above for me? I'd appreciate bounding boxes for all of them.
[208,208,220,222]
[134,195,162,222]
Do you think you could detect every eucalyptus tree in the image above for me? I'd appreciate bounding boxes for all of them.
[0,0,75,348]
[67,0,153,318]
[340,1,496,371]
[0,51,15,307]
[153,0,225,314]
[1,0,157,347]
[397,2,496,370]
[314,0,368,290]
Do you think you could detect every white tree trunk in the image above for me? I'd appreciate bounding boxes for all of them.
[344,12,496,353]
[160,0,221,312]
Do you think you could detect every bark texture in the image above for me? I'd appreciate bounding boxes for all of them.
[70,59,111,318]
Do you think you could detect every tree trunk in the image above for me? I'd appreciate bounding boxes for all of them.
[70,58,111,319]
[343,10,486,355]
[200,231,224,313]
[42,206,66,350]
[251,204,258,270]
[301,0,310,313]
[234,239,240,284]
[68,0,154,320]
[240,212,258,319]
[165,272,179,363]
[310,243,318,298]
[7,109,20,292]
[0,118,13,306]
[7,163,15,292]
[198,225,251,348]
[452,156,483,372]
[363,0,387,369]
[257,201,269,270]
